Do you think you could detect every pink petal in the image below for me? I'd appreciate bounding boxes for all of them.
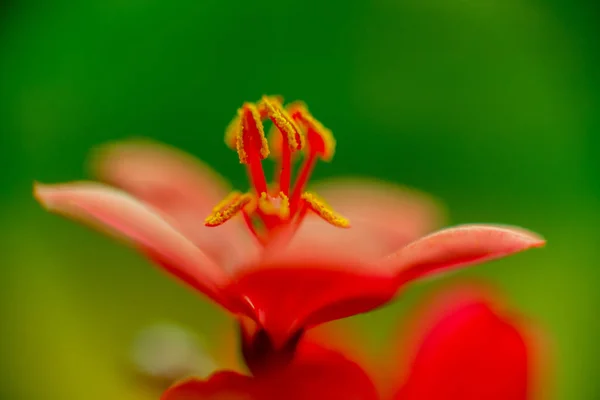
[290,178,444,260]
[378,224,545,285]
[394,289,531,400]
[91,140,259,269]
[34,181,233,309]
[264,216,396,264]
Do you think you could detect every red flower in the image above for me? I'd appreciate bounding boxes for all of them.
[395,295,530,400]
[34,96,544,372]
[161,288,537,400]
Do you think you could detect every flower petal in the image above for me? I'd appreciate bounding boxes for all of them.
[295,178,444,260]
[258,342,378,400]
[231,225,543,347]
[394,289,531,400]
[91,140,260,270]
[302,321,377,378]
[34,181,233,309]
[226,261,398,349]
[379,224,545,285]
[162,347,378,400]
[161,372,254,400]
[277,216,398,263]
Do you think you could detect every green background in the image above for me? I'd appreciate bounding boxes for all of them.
[1,0,599,399]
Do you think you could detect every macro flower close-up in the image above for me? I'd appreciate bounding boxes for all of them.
[2,1,598,399]
[35,96,544,379]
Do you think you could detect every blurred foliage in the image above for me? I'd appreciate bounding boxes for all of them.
[1,0,599,399]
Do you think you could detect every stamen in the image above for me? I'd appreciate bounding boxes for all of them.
[289,152,317,212]
[258,192,276,215]
[260,96,304,195]
[267,128,295,195]
[287,102,335,211]
[300,192,350,228]
[279,145,292,195]
[260,96,304,151]
[257,95,284,119]
[279,193,290,220]
[205,192,253,227]
[258,192,290,220]
[288,102,336,161]
[210,191,243,213]
[237,103,269,163]
[210,98,349,241]
[237,103,269,195]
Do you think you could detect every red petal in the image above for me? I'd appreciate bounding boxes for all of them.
[162,348,378,400]
[395,290,531,400]
[161,372,254,400]
[34,182,233,309]
[228,225,543,348]
[303,322,378,379]
[226,262,397,348]
[91,140,259,269]
[379,224,545,285]
[257,342,378,400]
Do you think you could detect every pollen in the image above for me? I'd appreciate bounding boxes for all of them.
[205,192,253,227]
[288,102,336,161]
[260,96,304,151]
[210,191,242,213]
[279,193,290,219]
[235,103,269,164]
[258,192,290,220]
[257,95,284,118]
[301,192,350,228]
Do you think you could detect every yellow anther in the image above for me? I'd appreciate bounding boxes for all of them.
[257,95,284,118]
[258,192,290,220]
[301,192,350,228]
[258,192,273,214]
[205,192,253,227]
[210,191,242,213]
[235,103,269,164]
[288,102,336,161]
[279,192,290,219]
[260,96,305,151]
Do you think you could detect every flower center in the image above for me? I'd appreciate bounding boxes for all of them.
[205,96,349,245]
